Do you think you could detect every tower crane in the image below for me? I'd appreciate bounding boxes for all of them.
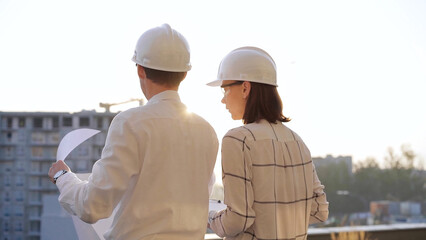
[99,98,144,112]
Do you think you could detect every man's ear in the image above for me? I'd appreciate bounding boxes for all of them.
[242,81,251,99]
[137,65,147,80]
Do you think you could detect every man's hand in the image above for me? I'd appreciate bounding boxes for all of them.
[48,160,71,183]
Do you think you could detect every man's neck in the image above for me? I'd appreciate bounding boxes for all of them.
[145,83,179,100]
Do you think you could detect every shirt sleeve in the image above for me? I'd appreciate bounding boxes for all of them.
[56,114,142,224]
[209,133,255,238]
[309,164,329,224]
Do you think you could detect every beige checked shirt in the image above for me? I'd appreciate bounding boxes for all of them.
[57,91,218,240]
[209,119,328,240]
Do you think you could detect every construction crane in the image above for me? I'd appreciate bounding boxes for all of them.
[99,98,144,112]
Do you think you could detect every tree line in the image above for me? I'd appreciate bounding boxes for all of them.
[315,145,426,215]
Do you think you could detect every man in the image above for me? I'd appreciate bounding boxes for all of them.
[49,24,218,240]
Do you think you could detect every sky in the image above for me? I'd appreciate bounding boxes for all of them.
[1,0,425,175]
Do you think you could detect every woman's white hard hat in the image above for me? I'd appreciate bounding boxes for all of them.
[132,24,191,72]
[207,46,277,87]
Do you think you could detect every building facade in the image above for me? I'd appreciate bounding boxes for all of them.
[0,111,116,240]
[313,154,353,175]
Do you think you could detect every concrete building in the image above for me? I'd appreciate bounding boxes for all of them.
[313,154,353,175]
[0,110,116,240]
[40,195,80,240]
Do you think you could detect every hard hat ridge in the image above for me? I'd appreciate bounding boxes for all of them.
[132,23,191,72]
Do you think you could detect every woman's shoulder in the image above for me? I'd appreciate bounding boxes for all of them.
[224,125,248,138]
[225,120,305,143]
[224,123,265,141]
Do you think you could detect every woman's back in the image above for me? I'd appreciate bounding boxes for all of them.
[217,120,327,240]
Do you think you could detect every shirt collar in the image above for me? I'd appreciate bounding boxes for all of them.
[146,90,181,105]
[246,119,278,126]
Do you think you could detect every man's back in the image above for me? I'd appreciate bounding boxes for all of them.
[106,90,218,239]
[58,91,218,240]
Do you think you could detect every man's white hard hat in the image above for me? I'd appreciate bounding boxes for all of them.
[132,24,191,72]
[207,46,277,87]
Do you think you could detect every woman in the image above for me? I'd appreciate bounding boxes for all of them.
[207,47,329,240]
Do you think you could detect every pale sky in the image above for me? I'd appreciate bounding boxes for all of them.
[1,0,425,174]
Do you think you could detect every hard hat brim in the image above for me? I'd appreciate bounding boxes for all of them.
[206,79,278,87]
[206,79,222,87]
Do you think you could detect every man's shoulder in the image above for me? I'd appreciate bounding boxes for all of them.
[115,104,161,119]
[113,106,145,120]
[109,106,154,130]
[185,112,218,137]
[185,111,211,124]
[116,105,216,132]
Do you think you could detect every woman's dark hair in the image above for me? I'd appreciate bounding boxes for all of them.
[143,67,186,87]
[243,81,291,124]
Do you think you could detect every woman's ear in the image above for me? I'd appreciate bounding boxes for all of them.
[242,81,251,99]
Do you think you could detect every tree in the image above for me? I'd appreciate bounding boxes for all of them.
[315,145,426,221]
[352,158,382,204]
[380,145,425,201]
[316,161,355,214]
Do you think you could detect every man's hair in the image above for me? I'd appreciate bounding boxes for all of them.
[144,67,186,87]
[243,82,291,124]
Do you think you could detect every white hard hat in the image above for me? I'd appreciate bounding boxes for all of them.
[132,24,191,72]
[207,46,277,87]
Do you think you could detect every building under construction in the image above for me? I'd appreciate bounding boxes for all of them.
[0,110,116,240]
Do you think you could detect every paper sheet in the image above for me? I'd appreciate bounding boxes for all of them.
[72,173,118,240]
[56,128,114,240]
[56,128,100,162]
[209,199,227,212]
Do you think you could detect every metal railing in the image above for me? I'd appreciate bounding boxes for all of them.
[204,223,426,240]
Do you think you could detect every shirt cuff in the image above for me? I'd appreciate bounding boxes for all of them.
[56,172,78,192]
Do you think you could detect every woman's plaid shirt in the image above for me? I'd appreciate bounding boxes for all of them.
[209,119,329,240]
